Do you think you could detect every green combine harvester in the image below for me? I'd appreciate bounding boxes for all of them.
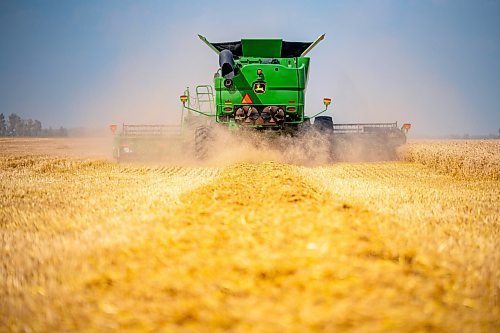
[112,34,410,162]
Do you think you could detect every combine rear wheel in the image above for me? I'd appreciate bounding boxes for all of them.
[194,126,211,160]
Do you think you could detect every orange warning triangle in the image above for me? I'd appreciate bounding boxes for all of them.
[241,93,253,104]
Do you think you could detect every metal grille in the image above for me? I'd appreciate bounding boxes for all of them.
[122,125,182,137]
[333,122,398,133]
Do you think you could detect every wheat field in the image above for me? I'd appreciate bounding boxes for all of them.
[0,138,498,332]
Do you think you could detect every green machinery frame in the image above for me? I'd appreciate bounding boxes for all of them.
[180,35,331,129]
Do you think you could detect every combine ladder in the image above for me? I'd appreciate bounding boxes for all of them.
[195,85,215,115]
[181,85,216,130]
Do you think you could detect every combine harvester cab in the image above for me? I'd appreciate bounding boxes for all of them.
[179,34,411,161]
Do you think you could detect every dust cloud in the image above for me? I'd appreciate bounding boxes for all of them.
[200,127,402,166]
[102,122,404,168]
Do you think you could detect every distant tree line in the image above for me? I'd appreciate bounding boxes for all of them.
[0,113,67,137]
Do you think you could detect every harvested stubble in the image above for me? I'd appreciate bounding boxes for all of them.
[400,140,500,180]
[0,140,499,332]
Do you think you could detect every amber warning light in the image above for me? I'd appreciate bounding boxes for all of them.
[402,123,412,133]
[323,98,332,106]
[180,95,188,103]
[110,124,117,134]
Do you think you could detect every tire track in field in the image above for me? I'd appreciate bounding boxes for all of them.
[49,161,477,332]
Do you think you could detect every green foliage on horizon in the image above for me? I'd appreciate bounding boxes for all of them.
[0,113,67,137]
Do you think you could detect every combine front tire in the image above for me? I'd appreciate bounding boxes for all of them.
[313,116,334,133]
[194,126,211,160]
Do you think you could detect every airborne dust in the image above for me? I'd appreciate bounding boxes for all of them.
[52,125,401,167]
[186,126,402,166]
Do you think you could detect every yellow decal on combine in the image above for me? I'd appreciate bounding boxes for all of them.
[253,82,266,94]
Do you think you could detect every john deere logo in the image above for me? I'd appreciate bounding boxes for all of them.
[253,82,266,94]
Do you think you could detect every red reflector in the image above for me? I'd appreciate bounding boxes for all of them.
[224,107,232,111]
[288,100,296,103]
[241,93,253,104]
[287,107,296,112]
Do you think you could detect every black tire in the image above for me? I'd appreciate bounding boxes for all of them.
[313,116,334,133]
[282,123,300,137]
[194,126,210,160]
[297,118,312,135]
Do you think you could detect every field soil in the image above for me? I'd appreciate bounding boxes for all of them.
[0,137,113,159]
[1,138,498,332]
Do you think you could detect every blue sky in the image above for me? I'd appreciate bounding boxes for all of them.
[0,0,499,136]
